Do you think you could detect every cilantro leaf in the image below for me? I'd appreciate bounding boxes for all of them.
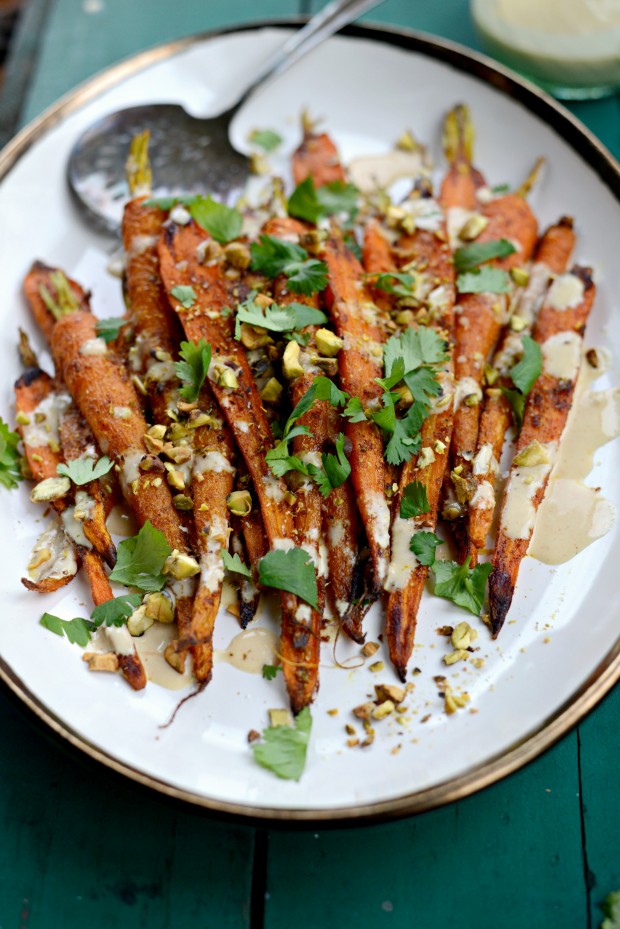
[221,550,252,578]
[370,272,417,298]
[170,285,196,309]
[252,705,312,780]
[321,433,351,493]
[509,334,542,395]
[457,267,511,294]
[175,339,211,403]
[235,295,326,337]
[57,455,113,486]
[262,663,282,680]
[312,375,349,408]
[343,396,366,423]
[288,176,358,225]
[383,327,448,379]
[109,521,172,592]
[501,335,542,429]
[491,183,511,194]
[453,238,517,272]
[0,418,22,489]
[90,593,142,628]
[432,557,492,615]
[188,196,243,244]
[258,548,318,609]
[410,531,441,567]
[373,394,425,466]
[248,128,283,152]
[600,890,620,929]
[143,194,198,210]
[400,481,430,518]
[40,612,95,647]
[404,366,443,406]
[250,235,328,295]
[96,317,128,343]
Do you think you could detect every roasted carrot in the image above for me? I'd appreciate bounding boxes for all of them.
[23,261,90,346]
[158,220,317,712]
[292,117,345,187]
[488,265,595,636]
[468,217,576,553]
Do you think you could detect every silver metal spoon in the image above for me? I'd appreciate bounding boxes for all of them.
[67,0,385,233]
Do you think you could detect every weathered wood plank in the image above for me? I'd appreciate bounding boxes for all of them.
[0,689,254,928]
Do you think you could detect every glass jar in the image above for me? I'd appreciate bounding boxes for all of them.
[471,0,620,99]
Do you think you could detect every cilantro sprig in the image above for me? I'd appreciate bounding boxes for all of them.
[0,419,22,489]
[222,550,252,578]
[457,266,511,295]
[109,521,172,593]
[400,481,430,518]
[258,548,318,609]
[252,706,312,781]
[250,235,328,296]
[40,613,95,647]
[39,593,143,646]
[288,176,358,225]
[248,128,283,152]
[453,238,517,273]
[433,558,492,615]
[501,335,542,429]
[57,455,113,486]
[410,531,441,567]
[170,285,196,309]
[175,339,212,403]
[143,194,243,243]
[235,294,326,338]
[96,317,128,344]
[369,272,418,298]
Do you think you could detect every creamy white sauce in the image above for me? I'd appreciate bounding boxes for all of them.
[470,480,495,511]
[454,376,483,411]
[119,448,144,493]
[365,490,391,550]
[107,504,138,537]
[511,261,551,328]
[263,474,286,504]
[473,443,499,477]
[272,537,295,552]
[22,391,71,448]
[61,507,92,548]
[112,406,132,420]
[80,337,108,357]
[27,521,78,582]
[74,490,96,522]
[386,517,418,592]
[128,233,159,258]
[501,442,556,539]
[547,273,585,311]
[146,359,177,385]
[447,207,476,249]
[300,450,323,469]
[216,627,278,674]
[193,450,234,475]
[133,623,194,690]
[105,624,136,657]
[347,151,424,193]
[402,196,445,233]
[200,517,227,593]
[541,331,582,380]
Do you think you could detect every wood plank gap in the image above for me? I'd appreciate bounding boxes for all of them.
[250,829,269,929]
[577,727,594,929]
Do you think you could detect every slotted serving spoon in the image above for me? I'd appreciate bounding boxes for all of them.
[67,0,385,233]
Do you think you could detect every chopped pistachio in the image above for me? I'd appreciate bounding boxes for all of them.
[484,363,499,386]
[30,476,71,503]
[361,641,380,658]
[127,605,155,637]
[163,549,201,580]
[352,702,375,721]
[15,411,30,426]
[186,412,216,429]
[254,293,273,309]
[260,377,283,404]
[167,469,185,491]
[434,439,447,454]
[451,621,475,649]
[164,642,186,673]
[510,266,530,287]
[82,652,119,673]
[177,399,198,414]
[139,455,164,473]
[463,392,480,407]
[514,440,551,468]
[282,339,304,379]
[131,374,148,396]
[451,470,476,504]
[327,708,339,717]
[443,649,468,666]
[509,315,527,332]
[269,708,293,728]
[395,309,415,326]
[299,228,327,255]
[417,446,436,469]
[163,444,193,464]
[369,660,384,673]
[239,322,273,350]
[394,385,414,408]
[345,723,356,735]
[143,433,164,454]
[217,367,239,390]
[223,241,251,269]
[173,494,193,510]
[375,683,406,704]
[459,213,489,241]
[395,129,418,152]
[144,591,174,623]
[372,700,395,720]
[315,328,344,357]
[227,490,252,517]
[442,500,464,521]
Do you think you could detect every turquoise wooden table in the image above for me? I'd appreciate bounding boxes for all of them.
[1,1,619,926]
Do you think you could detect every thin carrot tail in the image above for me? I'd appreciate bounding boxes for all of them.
[515,156,545,198]
[126,130,152,196]
[442,103,474,166]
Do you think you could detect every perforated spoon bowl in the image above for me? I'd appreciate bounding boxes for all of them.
[67,0,384,233]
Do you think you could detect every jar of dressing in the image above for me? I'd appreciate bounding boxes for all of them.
[471,0,620,99]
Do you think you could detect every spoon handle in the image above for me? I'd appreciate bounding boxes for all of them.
[232,0,386,111]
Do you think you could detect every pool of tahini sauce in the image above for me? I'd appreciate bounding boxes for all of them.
[529,350,620,564]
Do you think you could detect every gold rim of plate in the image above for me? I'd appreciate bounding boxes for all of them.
[1,19,619,826]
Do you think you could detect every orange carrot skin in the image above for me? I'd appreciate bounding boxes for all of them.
[489,266,595,637]
[292,131,345,187]
[23,262,90,346]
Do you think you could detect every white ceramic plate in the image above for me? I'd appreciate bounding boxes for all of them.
[1,23,620,823]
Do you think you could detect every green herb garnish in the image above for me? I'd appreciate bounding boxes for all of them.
[188,196,243,244]
[40,613,95,647]
[288,176,358,225]
[221,550,252,578]
[96,317,128,343]
[248,128,283,152]
[109,521,171,593]
[400,481,430,519]
[252,706,312,780]
[250,235,328,295]
[175,339,212,403]
[432,558,492,615]
[501,335,542,429]
[258,548,318,609]
[235,294,326,337]
[170,285,197,309]
[0,419,23,489]
[57,455,113,486]
[410,531,441,567]
[90,593,143,628]
[456,267,511,294]
[453,238,517,272]
[261,664,282,680]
